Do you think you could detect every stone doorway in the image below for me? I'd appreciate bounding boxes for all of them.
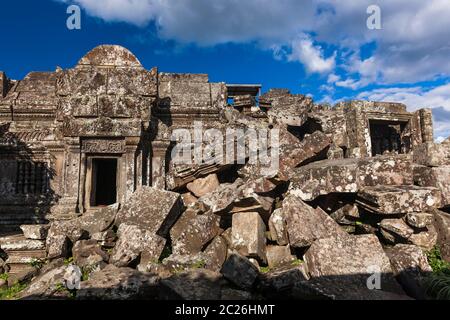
[369,120,410,156]
[90,158,118,207]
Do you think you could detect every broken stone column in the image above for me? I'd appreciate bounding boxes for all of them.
[231,212,267,262]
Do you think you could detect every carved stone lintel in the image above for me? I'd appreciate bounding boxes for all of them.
[81,139,125,154]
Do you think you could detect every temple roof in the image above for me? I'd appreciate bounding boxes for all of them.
[77,45,143,69]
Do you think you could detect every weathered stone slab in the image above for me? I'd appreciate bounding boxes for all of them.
[266,245,296,269]
[408,224,438,251]
[171,210,221,255]
[278,130,331,179]
[20,224,49,240]
[405,212,434,229]
[289,155,413,201]
[76,203,119,235]
[220,253,259,290]
[0,236,45,251]
[186,173,220,197]
[385,244,432,300]
[198,179,244,214]
[268,208,289,246]
[115,186,183,237]
[282,195,347,248]
[110,224,166,267]
[414,165,450,206]
[203,235,228,272]
[357,185,442,215]
[304,234,403,295]
[231,212,266,262]
[46,234,69,259]
[259,263,309,298]
[72,240,109,269]
[379,219,414,244]
[77,265,160,300]
[413,142,450,167]
[433,210,450,262]
[159,269,223,300]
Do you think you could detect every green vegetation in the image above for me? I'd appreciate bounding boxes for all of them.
[0,273,8,281]
[0,281,27,300]
[63,257,74,265]
[259,266,271,273]
[28,258,46,270]
[424,246,450,300]
[192,259,206,269]
[55,282,76,299]
[291,259,304,266]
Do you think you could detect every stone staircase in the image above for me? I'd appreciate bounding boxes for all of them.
[0,225,49,285]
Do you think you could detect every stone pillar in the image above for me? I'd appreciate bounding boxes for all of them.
[125,137,140,199]
[0,71,8,98]
[151,140,171,190]
[419,108,434,143]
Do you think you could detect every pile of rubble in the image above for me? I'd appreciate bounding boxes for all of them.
[1,90,450,300]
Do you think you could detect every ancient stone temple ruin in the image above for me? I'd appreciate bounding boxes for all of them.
[0,45,449,300]
[0,45,435,229]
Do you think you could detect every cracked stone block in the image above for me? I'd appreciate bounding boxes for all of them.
[304,234,404,295]
[413,142,450,167]
[220,253,259,290]
[379,219,414,244]
[111,224,166,267]
[385,244,432,300]
[405,212,434,229]
[433,210,450,262]
[268,208,289,246]
[115,186,183,237]
[282,195,347,248]
[409,224,438,251]
[171,209,221,255]
[186,173,220,197]
[232,212,266,262]
[414,165,450,206]
[266,245,296,269]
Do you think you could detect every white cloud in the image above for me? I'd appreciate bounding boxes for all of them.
[287,36,336,74]
[59,0,450,85]
[357,84,450,139]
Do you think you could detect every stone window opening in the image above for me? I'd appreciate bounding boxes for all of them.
[15,161,49,195]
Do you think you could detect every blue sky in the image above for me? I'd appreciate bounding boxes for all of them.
[1,0,449,140]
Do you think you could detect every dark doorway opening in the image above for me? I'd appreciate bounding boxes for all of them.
[369,120,408,156]
[91,158,117,207]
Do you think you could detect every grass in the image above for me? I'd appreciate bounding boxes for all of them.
[64,257,74,266]
[260,266,271,274]
[424,246,450,300]
[0,281,27,300]
[291,259,304,266]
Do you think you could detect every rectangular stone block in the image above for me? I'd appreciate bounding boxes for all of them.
[232,212,266,262]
